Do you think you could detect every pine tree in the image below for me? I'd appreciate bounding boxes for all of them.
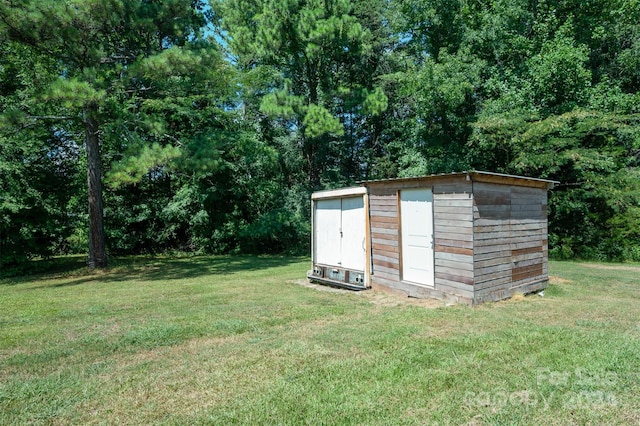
[212,0,391,188]
[0,0,206,267]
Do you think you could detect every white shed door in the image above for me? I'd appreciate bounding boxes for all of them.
[315,199,342,267]
[400,189,434,286]
[315,196,365,271]
[340,196,365,270]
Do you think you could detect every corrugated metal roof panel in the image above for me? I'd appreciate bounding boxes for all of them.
[358,170,559,188]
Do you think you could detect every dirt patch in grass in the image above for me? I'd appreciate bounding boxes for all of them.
[549,275,572,284]
[359,289,445,308]
[290,279,354,294]
[291,279,445,308]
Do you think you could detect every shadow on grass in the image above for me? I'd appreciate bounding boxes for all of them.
[2,254,308,288]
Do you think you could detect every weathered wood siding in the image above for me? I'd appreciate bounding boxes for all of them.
[368,185,402,291]
[368,178,476,302]
[433,182,474,300]
[362,172,552,304]
[473,182,549,302]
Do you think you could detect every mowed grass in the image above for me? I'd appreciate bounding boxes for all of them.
[1,256,639,425]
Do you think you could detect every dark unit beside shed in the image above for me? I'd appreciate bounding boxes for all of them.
[309,171,557,304]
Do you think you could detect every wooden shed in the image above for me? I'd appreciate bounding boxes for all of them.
[308,171,557,304]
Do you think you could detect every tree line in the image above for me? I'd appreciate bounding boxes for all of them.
[1,0,639,274]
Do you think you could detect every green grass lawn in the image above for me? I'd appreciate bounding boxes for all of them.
[1,256,639,425]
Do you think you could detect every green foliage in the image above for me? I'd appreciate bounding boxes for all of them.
[239,207,310,254]
[106,143,182,187]
[213,0,392,187]
[302,104,344,138]
[384,48,481,178]
[471,109,640,260]
[2,0,640,264]
[0,128,82,274]
[456,0,640,260]
[260,89,305,119]
[362,87,389,116]
[46,79,105,109]
[0,40,82,275]
[0,0,210,269]
[528,25,592,113]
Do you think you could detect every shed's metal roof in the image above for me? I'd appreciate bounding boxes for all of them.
[358,170,558,188]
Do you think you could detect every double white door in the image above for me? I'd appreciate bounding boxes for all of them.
[315,197,365,271]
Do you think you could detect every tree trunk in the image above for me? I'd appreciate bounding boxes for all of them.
[85,106,107,268]
[305,61,321,189]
